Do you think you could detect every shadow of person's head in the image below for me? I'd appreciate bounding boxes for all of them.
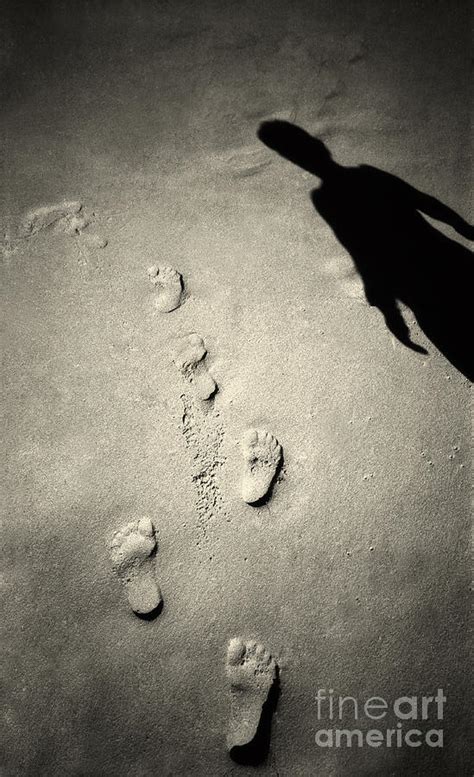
[257,120,334,178]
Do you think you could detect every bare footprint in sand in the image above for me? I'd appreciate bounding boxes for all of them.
[226,638,278,751]
[110,517,162,617]
[148,265,183,312]
[171,333,217,400]
[241,429,282,504]
[17,201,83,238]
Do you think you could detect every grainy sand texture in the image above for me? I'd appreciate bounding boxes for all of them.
[2,1,472,775]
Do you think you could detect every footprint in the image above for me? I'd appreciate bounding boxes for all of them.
[226,638,278,751]
[17,201,83,238]
[241,429,282,504]
[148,265,184,312]
[171,333,217,400]
[110,517,162,617]
[59,211,92,236]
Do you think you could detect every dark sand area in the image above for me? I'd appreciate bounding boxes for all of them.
[1,1,472,775]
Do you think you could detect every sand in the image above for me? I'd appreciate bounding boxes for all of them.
[2,1,472,775]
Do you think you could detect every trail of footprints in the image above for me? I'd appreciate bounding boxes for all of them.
[108,264,282,757]
[13,202,281,754]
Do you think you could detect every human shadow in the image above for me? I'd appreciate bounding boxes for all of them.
[257,121,474,381]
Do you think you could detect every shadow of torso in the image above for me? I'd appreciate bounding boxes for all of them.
[311,164,473,380]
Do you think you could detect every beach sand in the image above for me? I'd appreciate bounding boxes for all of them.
[2,1,471,774]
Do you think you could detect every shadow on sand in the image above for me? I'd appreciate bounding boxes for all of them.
[258,121,473,381]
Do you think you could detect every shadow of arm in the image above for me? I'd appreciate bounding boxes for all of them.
[381,303,428,354]
[412,188,474,240]
[366,286,428,355]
